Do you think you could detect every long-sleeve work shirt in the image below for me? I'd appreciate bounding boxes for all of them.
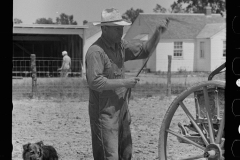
[85,36,149,92]
[85,36,150,121]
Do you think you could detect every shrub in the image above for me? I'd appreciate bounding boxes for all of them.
[177,67,187,74]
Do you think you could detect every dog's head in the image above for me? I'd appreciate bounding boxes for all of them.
[22,141,44,160]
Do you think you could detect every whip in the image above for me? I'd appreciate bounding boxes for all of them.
[123,18,169,102]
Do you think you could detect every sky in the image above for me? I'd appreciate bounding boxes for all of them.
[13,0,176,25]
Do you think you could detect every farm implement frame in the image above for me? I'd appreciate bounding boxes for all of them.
[158,62,225,160]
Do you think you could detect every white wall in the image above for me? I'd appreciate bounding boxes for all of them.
[124,40,195,72]
[155,42,171,72]
[156,40,195,72]
[210,30,226,71]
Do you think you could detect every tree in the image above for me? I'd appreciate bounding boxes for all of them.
[172,0,225,14]
[83,20,88,25]
[14,18,22,24]
[122,8,144,23]
[35,18,54,24]
[153,4,167,13]
[56,13,77,25]
[170,1,187,13]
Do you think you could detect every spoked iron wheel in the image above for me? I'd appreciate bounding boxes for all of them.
[158,80,225,160]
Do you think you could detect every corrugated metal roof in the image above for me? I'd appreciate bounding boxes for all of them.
[196,23,226,38]
[13,24,88,29]
[138,13,225,39]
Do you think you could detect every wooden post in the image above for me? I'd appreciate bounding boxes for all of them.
[167,55,172,97]
[81,32,86,78]
[31,54,37,98]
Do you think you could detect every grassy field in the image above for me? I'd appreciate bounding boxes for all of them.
[12,71,225,100]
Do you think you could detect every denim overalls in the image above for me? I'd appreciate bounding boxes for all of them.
[86,37,147,160]
[86,37,148,160]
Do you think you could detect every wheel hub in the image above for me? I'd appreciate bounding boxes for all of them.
[204,144,223,160]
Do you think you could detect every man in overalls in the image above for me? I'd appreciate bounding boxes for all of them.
[85,8,169,160]
[58,51,71,77]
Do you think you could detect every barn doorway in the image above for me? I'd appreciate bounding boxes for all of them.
[13,34,83,77]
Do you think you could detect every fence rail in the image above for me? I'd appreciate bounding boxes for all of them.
[12,72,225,100]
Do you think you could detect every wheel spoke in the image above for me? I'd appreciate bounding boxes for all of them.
[179,154,204,160]
[179,101,209,146]
[158,81,225,160]
[203,86,215,143]
[166,129,205,150]
[220,138,225,148]
[216,111,225,144]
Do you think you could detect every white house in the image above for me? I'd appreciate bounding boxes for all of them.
[195,23,226,71]
[123,7,226,72]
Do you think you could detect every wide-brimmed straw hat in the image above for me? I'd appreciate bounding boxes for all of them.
[93,8,131,26]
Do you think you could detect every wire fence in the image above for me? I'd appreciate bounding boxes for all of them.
[12,57,82,78]
[12,70,225,101]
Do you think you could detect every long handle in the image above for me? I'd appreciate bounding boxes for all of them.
[123,48,153,102]
[123,17,174,102]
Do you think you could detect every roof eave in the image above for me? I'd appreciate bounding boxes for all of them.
[209,28,226,39]
[13,24,89,29]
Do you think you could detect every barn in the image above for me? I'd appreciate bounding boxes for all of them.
[13,24,88,77]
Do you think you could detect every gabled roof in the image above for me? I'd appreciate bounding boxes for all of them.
[196,23,226,38]
[138,13,225,39]
[85,22,131,39]
[133,34,148,40]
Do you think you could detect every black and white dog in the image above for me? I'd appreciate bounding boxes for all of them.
[22,141,58,160]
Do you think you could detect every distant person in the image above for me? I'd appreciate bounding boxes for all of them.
[85,8,169,160]
[58,51,71,77]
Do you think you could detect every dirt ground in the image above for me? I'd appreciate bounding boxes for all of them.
[13,95,205,160]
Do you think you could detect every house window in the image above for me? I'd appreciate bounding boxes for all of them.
[174,42,183,57]
[223,41,226,57]
[200,42,205,58]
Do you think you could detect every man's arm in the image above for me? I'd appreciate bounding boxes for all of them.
[86,50,139,92]
[144,19,169,56]
[124,19,169,61]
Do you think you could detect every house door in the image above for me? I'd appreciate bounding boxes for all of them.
[196,41,208,71]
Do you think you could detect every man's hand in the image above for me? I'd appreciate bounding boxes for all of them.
[157,18,169,34]
[57,68,62,71]
[123,77,140,88]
